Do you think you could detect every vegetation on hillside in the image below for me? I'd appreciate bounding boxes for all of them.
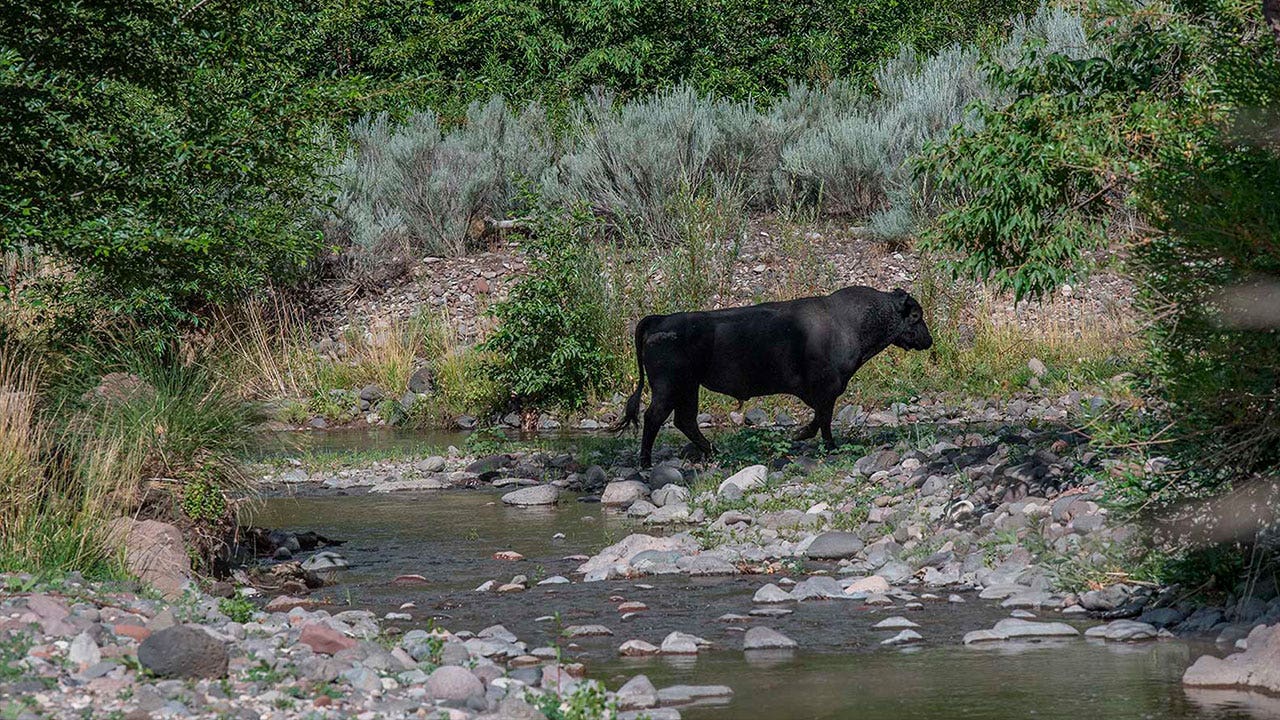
[923,0,1280,483]
[2,0,1276,593]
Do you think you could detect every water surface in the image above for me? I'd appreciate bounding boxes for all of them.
[254,487,1280,720]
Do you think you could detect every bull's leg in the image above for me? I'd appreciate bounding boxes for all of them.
[814,395,838,450]
[640,388,674,469]
[793,414,820,441]
[673,389,714,460]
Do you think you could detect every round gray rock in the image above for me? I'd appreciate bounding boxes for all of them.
[805,531,865,560]
[648,465,684,489]
[137,626,229,679]
[426,665,484,701]
[651,484,690,507]
[601,480,650,507]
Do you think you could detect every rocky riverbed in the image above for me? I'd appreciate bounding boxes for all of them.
[6,400,1280,719]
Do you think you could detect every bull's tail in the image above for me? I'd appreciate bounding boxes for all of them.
[610,316,655,433]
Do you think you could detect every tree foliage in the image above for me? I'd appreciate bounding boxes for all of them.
[921,0,1280,477]
[0,0,352,341]
[264,0,1036,116]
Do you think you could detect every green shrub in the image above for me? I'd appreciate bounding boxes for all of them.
[218,595,258,624]
[482,209,620,413]
[920,0,1280,483]
[717,428,795,466]
[1,1,336,345]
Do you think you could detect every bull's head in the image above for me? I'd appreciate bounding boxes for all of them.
[890,288,934,351]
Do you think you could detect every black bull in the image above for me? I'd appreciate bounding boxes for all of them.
[612,286,934,467]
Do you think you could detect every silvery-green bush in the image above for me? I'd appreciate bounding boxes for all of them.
[329,98,552,274]
[329,3,1094,260]
[545,86,749,243]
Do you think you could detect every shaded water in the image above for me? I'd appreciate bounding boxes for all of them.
[254,483,1280,720]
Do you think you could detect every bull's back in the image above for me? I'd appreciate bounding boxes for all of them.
[643,300,823,400]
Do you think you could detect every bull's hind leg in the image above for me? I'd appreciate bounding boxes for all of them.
[673,388,714,461]
[640,384,675,469]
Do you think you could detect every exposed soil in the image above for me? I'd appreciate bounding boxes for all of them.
[314,217,1136,344]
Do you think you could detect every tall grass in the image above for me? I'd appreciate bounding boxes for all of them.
[0,349,109,572]
[0,340,259,575]
[0,348,125,574]
[852,264,1137,404]
[212,303,501,423]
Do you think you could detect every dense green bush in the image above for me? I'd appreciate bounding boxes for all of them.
[0,0,343,344]
[481,209,621,413]
[264,0,1036,116]
[921,0,1280,480]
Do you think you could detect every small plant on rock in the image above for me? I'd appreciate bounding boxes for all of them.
[217,595,257,624]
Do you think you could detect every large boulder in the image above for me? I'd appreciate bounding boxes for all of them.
[106,518,193,600]
[1184,623,1280,694]
[426,665,484,701]
[138,626,229,679]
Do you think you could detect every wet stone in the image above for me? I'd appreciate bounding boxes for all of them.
[743,626,797,650]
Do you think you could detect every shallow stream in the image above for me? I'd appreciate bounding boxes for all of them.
[253,487,1280,720]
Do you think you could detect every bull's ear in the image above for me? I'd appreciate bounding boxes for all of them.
[891,288,910,313]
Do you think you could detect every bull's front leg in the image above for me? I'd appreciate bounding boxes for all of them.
[800,389,839,451]
[793,416,820,441]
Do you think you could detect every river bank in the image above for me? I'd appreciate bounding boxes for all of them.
[5,395,1278,719]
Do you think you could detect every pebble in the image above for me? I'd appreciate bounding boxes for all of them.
[881,630,924,646]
